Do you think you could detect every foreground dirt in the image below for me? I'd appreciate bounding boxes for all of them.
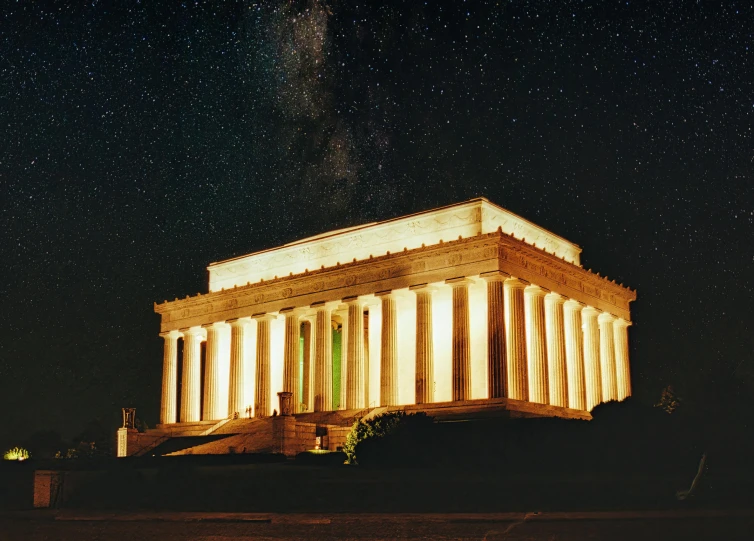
[2,510,754,540]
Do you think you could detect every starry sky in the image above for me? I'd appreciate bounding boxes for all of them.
[1,1,752,448]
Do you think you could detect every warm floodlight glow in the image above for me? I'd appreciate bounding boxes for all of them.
[3,447,30,461]
[151,197,635,457]
[207,199,582,292]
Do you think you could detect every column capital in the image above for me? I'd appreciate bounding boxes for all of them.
[251,312,278,322]
[544,291,565,305]
[564,298,585,310]
[409,282,437,293]
[504,276,528,289]
[523,283,548,297]
[581,305,600,318]
[445,276,471,287]
[613,317,632,328]
[227,316,253,328]
[280,306,306,317]
[183,326,207,340]
[343,295,368,307]
[311,300,340,311]
[597,311,616,324]
[160,330,182,340]
[480,270,510,282]
[202,321,229,330]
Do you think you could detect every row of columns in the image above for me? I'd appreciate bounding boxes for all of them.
[493,277,632,411]
[160,275,631,424]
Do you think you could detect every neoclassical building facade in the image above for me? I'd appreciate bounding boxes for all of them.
[152,198,635,434]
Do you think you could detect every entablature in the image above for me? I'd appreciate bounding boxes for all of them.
[155,230,635,332]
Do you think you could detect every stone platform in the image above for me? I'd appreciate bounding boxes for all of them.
[121,398,590,458]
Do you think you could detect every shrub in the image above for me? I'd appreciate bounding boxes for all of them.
[343,411,433,465]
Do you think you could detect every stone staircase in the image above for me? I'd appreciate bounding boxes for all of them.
[166,417,281,456]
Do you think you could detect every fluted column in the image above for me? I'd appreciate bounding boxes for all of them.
[524,285,548,404]
[282,309,301,413]
[504,277,528,400]
[313,303,334,412]
[447,278,471,401]
[202,322,226,421]
[254,314,273,417]
[563,300,586,410]
[598,312,618,402]
[338,308,348,410]
[613,318,632,400]
[301,318,314,411]
[544,293,568,407]
[377,291,398,406]
[411,284,435,404]
[483,272,507,398]
[180,327,206,423]
[581,306,602,411]
[346,297,366,409]
[160,330,181,425]
[228,318,251,419]
[363,309,371,407]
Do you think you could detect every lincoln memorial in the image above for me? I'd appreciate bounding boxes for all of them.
[119,199,636,457]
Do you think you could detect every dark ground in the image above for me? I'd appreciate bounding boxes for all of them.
[2,510,754,540]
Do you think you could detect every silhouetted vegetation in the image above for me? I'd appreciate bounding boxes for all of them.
[344,411,434,464]
[350,399,753,481]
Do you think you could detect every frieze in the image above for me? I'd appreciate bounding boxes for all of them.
[157,230,634,330]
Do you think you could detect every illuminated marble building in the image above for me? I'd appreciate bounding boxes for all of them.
[120,199,636,457]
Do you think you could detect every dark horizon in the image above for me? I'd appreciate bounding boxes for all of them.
[2,1,752,451]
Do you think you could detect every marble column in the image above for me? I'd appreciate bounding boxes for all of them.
[613,318,632,400]
[346,297,366,409]
[544,292,568,408]
[363,310,370,407]
[448,278,471,401]
[282,309,301,413]
[160,330,181,425]
[504,277,528,401]
[524,285,549,405]
[202,322,227,421]
[313,303,334,412]
[598,312,618,402]
[180,326,206,423]
[377,291,398,406]
[581,306,602,411]
[254,315,273,417]
[301,319,313,412]
[563,300,587,411]
[483,272,507,399]
[411,284,435,404]
[338,307,348,410]
[228,318,251,419]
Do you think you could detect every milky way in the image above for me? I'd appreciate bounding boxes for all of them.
[1,1,752,445]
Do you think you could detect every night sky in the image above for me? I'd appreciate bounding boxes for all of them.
[1,1,752,449]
